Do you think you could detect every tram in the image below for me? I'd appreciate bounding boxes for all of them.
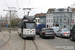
[18,16,36,39]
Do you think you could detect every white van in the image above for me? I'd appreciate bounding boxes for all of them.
[51,27,59,33]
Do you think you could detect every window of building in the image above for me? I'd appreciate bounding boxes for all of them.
[50,14,52,16]
[60,16,62,17]
[64,19,66,21]
[50,15,51,16]
[57,19,59,22]
[47,19,48,23]
[49,26,50,27]
[57,16,58,18]
[47,16,48,18]
[51,19,53,23]
[36,19,37,22]
[73,19,74,22]
[49,19,50,23]
[49,16,50,18]
[48,19,49,23]
[64,15,66,17]
[68,19,69,23]
[38,19,39,22]
[60,19,62,22]
[64,19,66,20]
[70,19,72,22]
[47,25,48,28]
[58,16,59,18]
[64,19,66,22]
[54,19,55,22]
[46,19,48,23]
[51,16,52,18]
[64,26,66,28]
[51,19,52,23]
[47,15,48,18]
[67,9,69,11]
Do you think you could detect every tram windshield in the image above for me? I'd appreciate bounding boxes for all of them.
[24,22,35,29]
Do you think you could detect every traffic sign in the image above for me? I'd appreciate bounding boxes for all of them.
[57,22,58,24]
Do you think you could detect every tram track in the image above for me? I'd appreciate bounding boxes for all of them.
[32,40,39,50]
[23,40,26,50]
[0,33,5,40]
[0,33,11,49]
[23,39,39,50]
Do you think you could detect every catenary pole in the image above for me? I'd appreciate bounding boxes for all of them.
[3,9,17,33]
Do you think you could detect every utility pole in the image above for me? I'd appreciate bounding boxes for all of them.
[3,9,17,33]
[9,10,11,33]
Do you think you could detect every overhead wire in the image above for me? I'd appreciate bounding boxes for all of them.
[15,0,21,18]
[3,0,9,8]
[28,0,30,7]
[16,0,19,9]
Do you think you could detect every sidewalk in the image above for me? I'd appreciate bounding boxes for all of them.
[0,31,24,50]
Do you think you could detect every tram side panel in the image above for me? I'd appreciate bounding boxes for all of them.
[18,23,21,35]
[18,28,21,34]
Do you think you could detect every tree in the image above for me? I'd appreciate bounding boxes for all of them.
[4,12,20,27]
[1,13,9,27]
[10,18,21,26]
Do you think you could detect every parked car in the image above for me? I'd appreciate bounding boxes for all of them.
[39,28,55,39]
[56,28,70,38]
[70,26,75,41]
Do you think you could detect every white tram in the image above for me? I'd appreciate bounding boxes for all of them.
[18,16,36,39]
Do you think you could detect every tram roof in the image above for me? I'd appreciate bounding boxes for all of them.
[23,16,35,19]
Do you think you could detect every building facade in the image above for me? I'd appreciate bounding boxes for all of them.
[46,13,53,28]
[34,13,46,25]
[46,8,75,29]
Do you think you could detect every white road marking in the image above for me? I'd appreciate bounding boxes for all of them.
[56,37,69,41]
[63,39,69,41]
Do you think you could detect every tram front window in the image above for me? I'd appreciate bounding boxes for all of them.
[25,23,35,29]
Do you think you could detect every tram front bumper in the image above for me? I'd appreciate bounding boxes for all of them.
[22,34,36,38]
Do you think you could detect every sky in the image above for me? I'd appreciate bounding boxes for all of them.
[0,0,75,18]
